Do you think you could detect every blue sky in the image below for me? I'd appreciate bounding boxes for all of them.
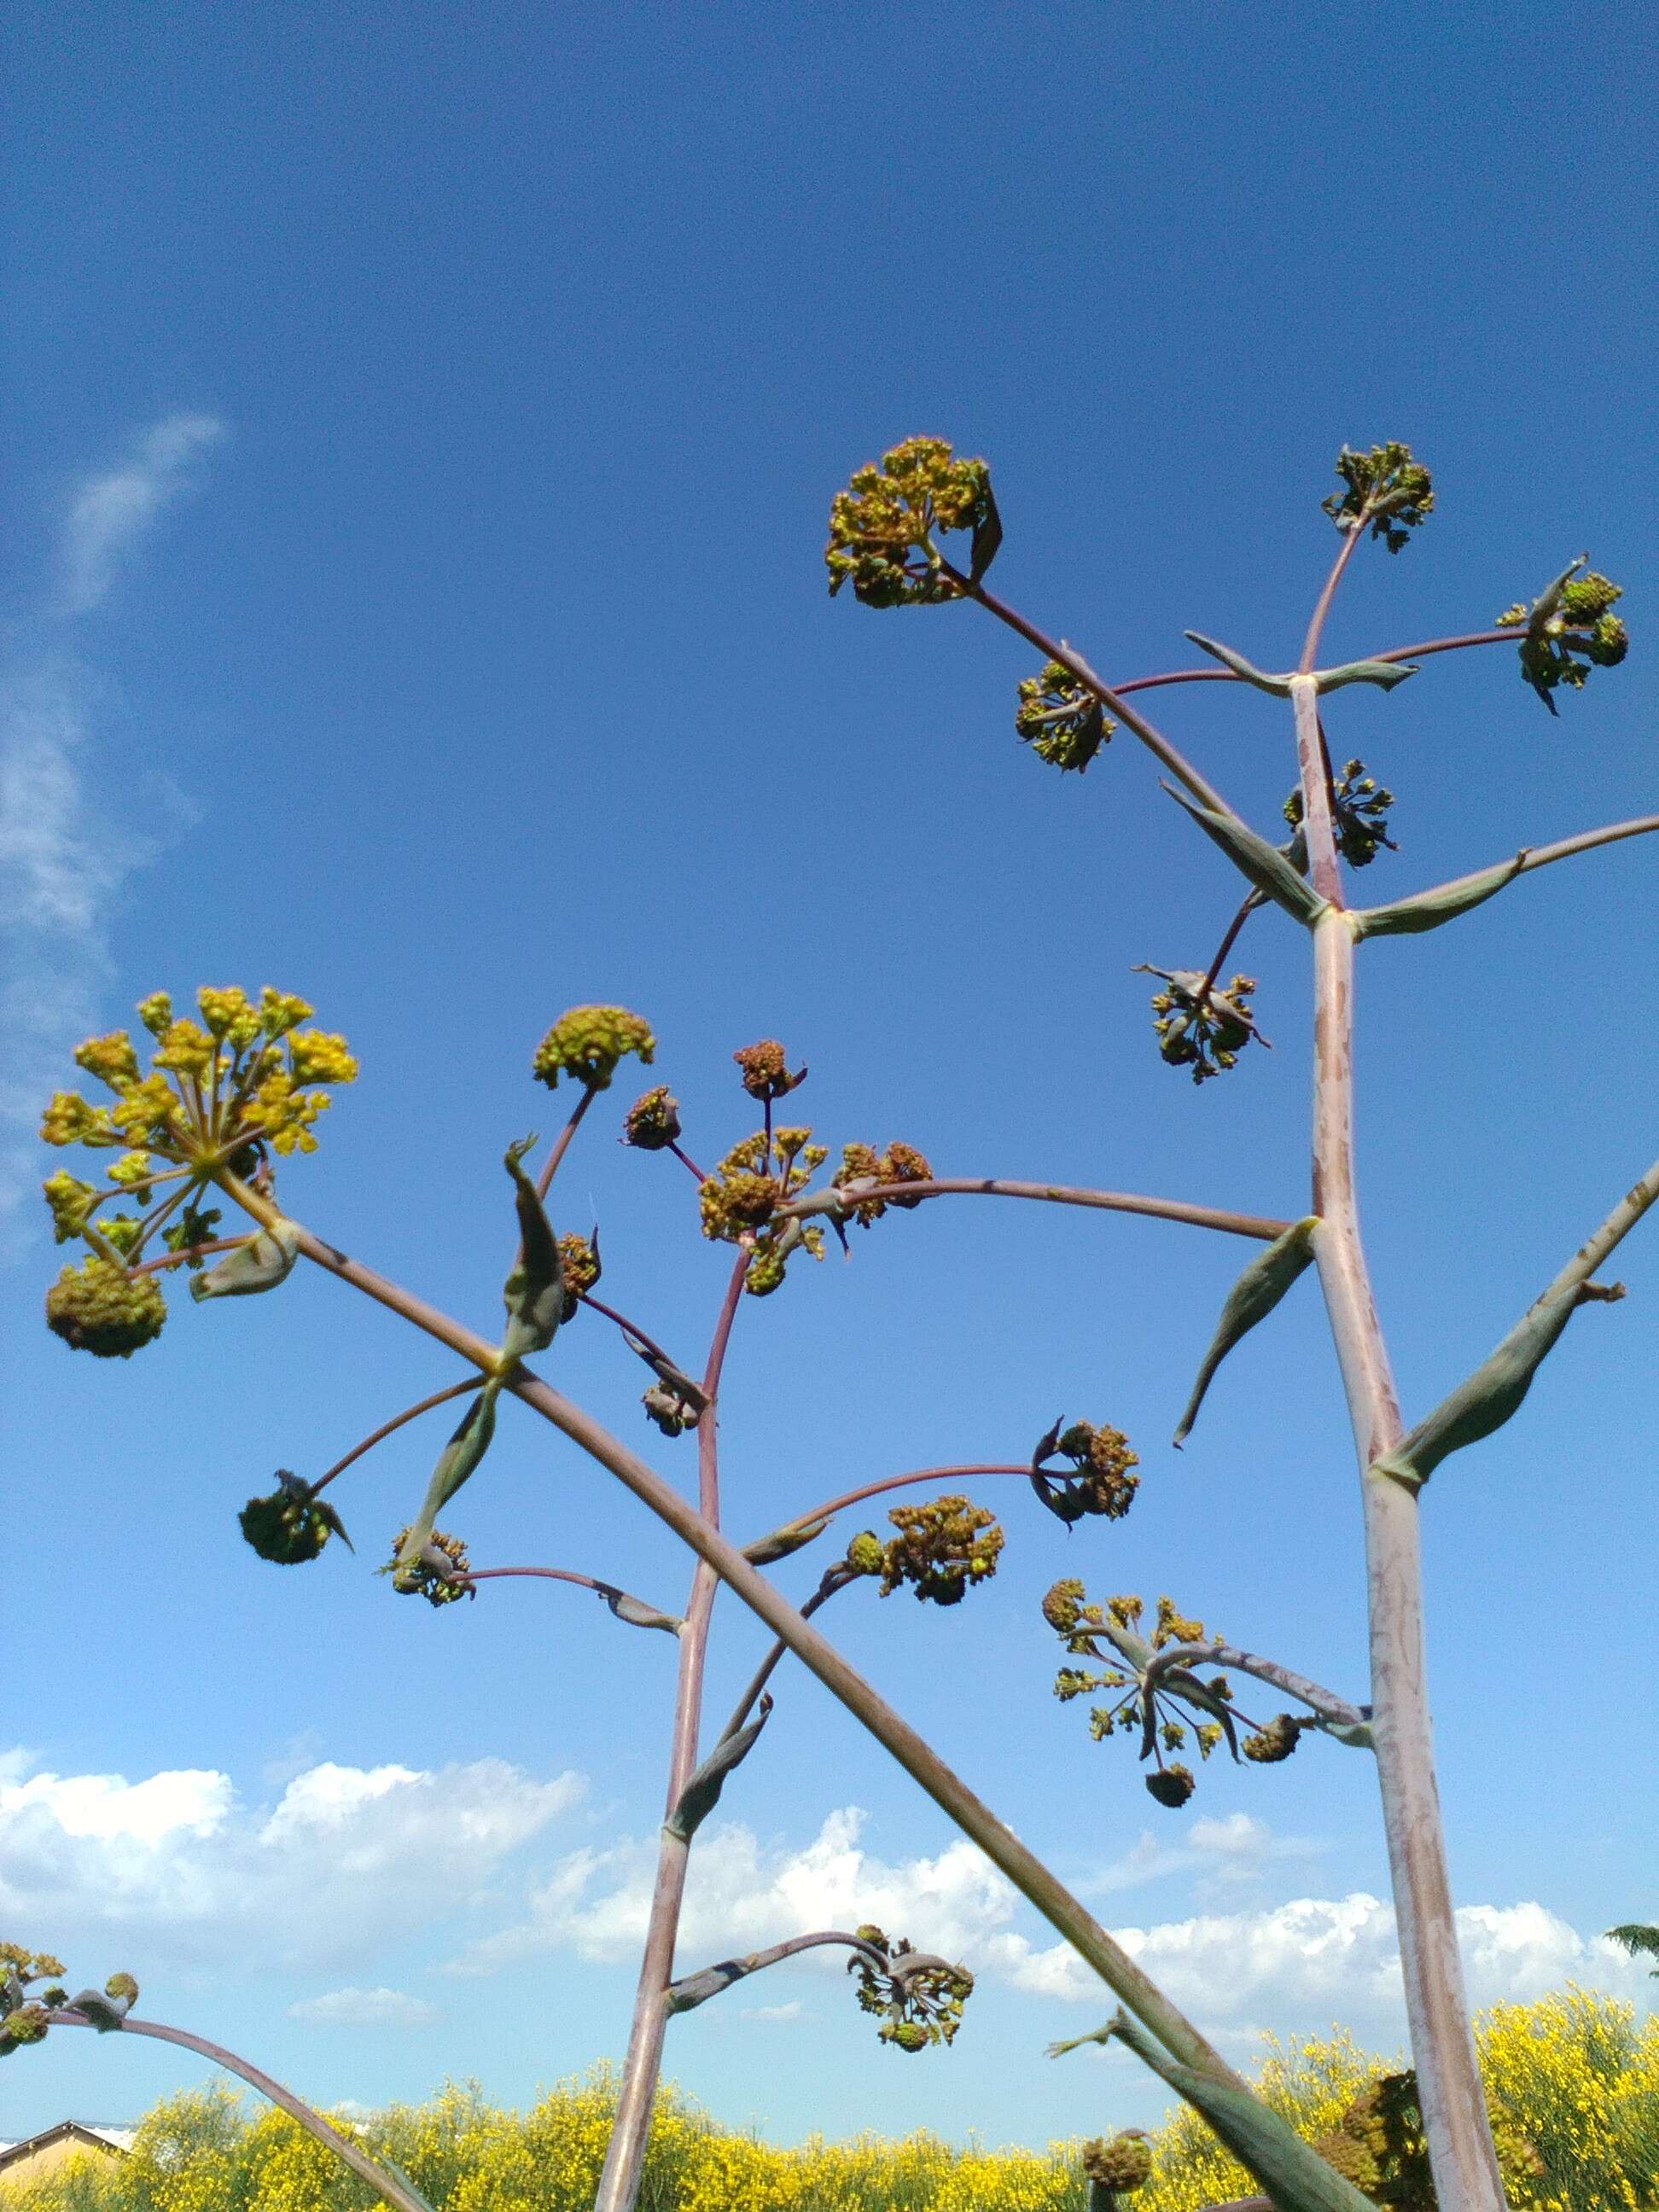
[3,0,1655,2156]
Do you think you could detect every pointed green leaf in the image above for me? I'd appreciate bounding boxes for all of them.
[1161,783,1329,925]
[1313,656,1419,695]
[1101,2011,1377,2211]
[189,1219,299,1302]
[1174,1218,1320,1447]
[1184,632,1292,696]
[500,1138,566,1361]
[665,1695,772,1842]
[1371,1280,1620,1490]
[1317,1718,1376,1751]
[1351,853,1526,939]
[969,479,1003,583]
[396,1382,501,1569]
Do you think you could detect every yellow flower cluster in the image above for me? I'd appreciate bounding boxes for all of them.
[5,1997,1654,2211]
[37,985,352,1353]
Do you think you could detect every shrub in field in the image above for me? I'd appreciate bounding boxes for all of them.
[3,1995,1655,2211]
[15,439,1655,2211]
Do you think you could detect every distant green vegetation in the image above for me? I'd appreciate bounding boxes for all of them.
[5,1991,1655,2211]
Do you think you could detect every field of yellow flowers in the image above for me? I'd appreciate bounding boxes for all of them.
[5,1991,1654,2211]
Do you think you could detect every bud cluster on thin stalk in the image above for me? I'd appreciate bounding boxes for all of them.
[23,436,1654,2212]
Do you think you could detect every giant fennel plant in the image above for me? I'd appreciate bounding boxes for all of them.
[13,439,1653,2212]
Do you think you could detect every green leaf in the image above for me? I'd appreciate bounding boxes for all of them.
[1312,657,1419,695]
[969,479,1003,583]
[665,1696,773,1842]
[396,1382,502,1569]
[189,1219,299,1302]
[1350,853,1525,939]
[1184,632,1293,696]
[1173,1218,1319,1446]
[500,1139,566,1361]
[1095,2012,1377,2211]
[1161,783,1329,926]
[742,1516,830,1565]
[1371,1280,1621,1491]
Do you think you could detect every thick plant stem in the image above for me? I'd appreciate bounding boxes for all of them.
[56,2014,431,2212]
[593,1253,748,2212]
[215,1170,1375,2204]
[1294,675,1507,2212]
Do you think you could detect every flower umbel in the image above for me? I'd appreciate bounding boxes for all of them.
[533,1004,655,1091]
[1015,662,1114,772]
[825,437,993,607]
[38,984,355,1347]
[875,1495,1004,1605]
[44,1256,166,1358]
[1497,560,1629,713]
[1321,440,1434,550]
[1284,759,1396,868]
[1138,966,1263,1083]
[847,1924,974,2054]
[1030,1419,1141,1526]
[832,1140,934,1225]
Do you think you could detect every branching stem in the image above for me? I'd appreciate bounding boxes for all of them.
[1140,1641,1368,1732]
[783,1176,1290,1243]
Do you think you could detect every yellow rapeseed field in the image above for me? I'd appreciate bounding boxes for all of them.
[4,1990,1653,2210]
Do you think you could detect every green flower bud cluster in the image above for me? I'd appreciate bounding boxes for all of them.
[698,1128,828,1296]
[0,1951,137,2055]
[844,1529,887,1577]
[621,1086,681,1150]
[1284,758,1396,868]
[874,1495,1004,1605]
[1142,967,1260,1083]
[386,1527,474,1604]
[1081,2132,1153,2195]
[1243,1713,1306,1764]
[831,1140,934,1225]
[44,1255,166,1358]
[239,1473,352,1565]
[847,1924,974,2054]
[643,1378,704,1436]
[1497,563,1629,713]
[533,1004,655,1091]
[556,1231,601,1318]
[1144,1764,1196,1807]
[1321,441,1434,550]
[38,986,355,1353]
[1014,662,1115,773]
[732,1039,807,1101]
[825,437,992,607]
[1031,1419,1140,1526]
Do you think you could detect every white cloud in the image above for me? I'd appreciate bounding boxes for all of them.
[740,2000,806,2023]
[445,1800,1650,2046]
[0,1752,584,1973]
[60,413,226,615]
[447,1806,1013,1977]
[2,411,224,1242]
[992,1892,1654,2027]
[288,1987,440,2030]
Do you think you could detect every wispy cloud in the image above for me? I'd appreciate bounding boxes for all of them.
[1,412,224,1243]
[59,412,226,616]
[288,1987,441,2030]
